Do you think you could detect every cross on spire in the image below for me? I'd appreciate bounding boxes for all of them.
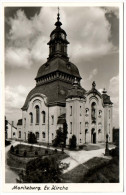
[58,7,60,14]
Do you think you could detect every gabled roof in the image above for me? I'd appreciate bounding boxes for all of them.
[87,81,102,98]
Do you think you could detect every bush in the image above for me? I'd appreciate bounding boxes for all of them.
[79,145,83,150]
[109,147,119,158]
[16,149,19,155]
[35,150,38,156]
[28,132,37,144]
[10,145,14,152]
[45,149,48,155]
[18,157,64,183]
[69,135,77,150]
[5,140,11,146]
[24,150,27,157]
[54,149,57,153]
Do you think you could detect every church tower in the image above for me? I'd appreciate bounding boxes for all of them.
[66,78,86,146]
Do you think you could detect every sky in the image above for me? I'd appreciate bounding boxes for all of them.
[5,6,119,128]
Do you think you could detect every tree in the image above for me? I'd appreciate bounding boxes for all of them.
[5,116,8,140]
[17,157,64,183]
[69,135,77,149]
[53,123,68,147]
[28,132,37,144]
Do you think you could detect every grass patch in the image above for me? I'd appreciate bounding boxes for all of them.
[7,144,69,174]
[10,144,60,157]
[84,157,119,183]
[63,156,119,183]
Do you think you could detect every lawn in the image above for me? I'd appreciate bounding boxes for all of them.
[10,144,59,157]
[7,144,69,172]
[63,156,119,183]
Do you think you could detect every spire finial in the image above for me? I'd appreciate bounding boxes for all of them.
[55,7,62,27]
[102,88,107,94]
[92,81,96,89]
[57,7,60,21]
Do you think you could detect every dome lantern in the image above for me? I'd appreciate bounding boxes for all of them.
[47,8,69,59]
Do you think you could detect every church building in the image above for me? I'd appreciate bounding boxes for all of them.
[17,11,113,146]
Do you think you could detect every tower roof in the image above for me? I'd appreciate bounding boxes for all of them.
[35,57,81,80]
[66,78,86,99]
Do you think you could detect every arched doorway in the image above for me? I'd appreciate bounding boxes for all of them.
[85,129,88,143]
[91,128,96,144]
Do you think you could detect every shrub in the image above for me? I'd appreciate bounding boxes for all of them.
[18,157,64,183]
[109,147,119,158]
[45,149,48,155]
[69,135,77,149]
[28,132,37,144]
[10,145,14,152]
[35,150,38,156]
[24,150,27,157]
[54,149,57,153]
[5,140,11,146]
[79,145,83,150]
[16,149,19,155]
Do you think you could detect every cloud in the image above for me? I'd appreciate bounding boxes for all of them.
[64,7,118,62]
[5,7,118,68]
[5,85,31,113]
[5,47,32,68]
[108,74,119,128]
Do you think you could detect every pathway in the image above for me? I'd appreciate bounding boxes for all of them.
[62,146,114,173]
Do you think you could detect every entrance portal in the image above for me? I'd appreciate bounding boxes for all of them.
[91,128,96,144]
[93,133,96,143]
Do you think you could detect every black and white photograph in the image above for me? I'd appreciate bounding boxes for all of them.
[2,2,124,193]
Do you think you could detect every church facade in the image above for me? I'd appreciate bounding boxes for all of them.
[17,12,113,146]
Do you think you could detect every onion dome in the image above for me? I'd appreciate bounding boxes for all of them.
[66,78,85,99]
[35,57,81,81]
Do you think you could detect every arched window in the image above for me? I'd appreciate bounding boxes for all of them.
[42,132,45,138]
[70,122,72,134]
[36,132,39,140]
[80,139,81,143]
[80,122,82,134]
[29,112,33,123]
[51,115,54,125]
[35,105,39,124]
[85,122,89,127]
[70,106,72,116]
[109,110,110,119]
[91,102,96,121]
[42,111,46,124]
[80,106,82,116]
[52,133,54,140]
[99,110,102,117]
[85,108,89,116]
